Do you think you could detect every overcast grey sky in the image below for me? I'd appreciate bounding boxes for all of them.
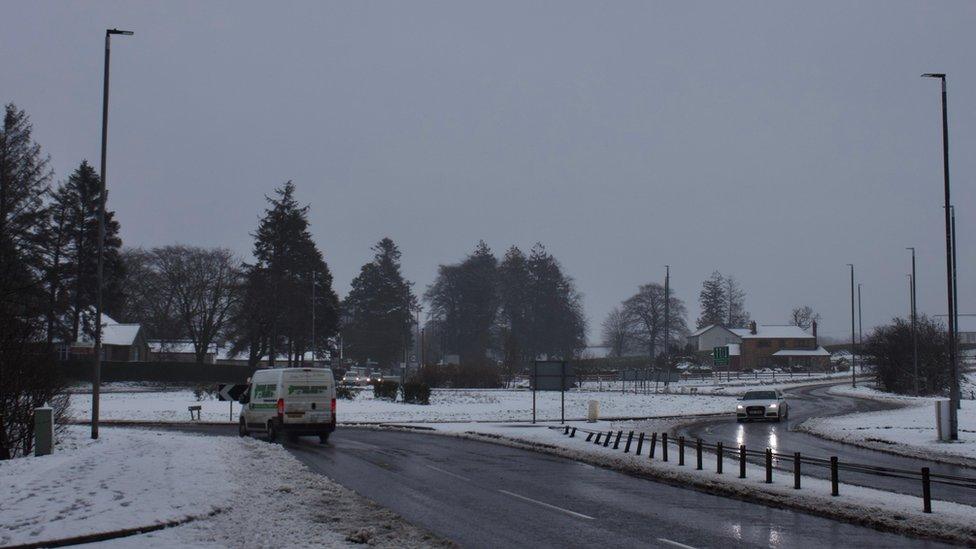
[3,1,974,341]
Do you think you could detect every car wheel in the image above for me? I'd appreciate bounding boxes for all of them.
[238,418,248,437]
[318,433,330,444]
[267,421,278,443]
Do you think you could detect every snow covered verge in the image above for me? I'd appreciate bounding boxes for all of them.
[69,387,738,424]
[376,421,976,546]
[796,384,976,466]
[0,426,447,548]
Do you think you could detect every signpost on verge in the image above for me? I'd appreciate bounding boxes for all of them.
[531,360,571,424]
[713,346,730,381]
[217,384,249,422]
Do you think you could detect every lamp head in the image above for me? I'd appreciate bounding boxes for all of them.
[107,29,134,36]
[921,73,945,79]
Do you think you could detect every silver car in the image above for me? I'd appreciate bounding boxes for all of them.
[736,390,789,422]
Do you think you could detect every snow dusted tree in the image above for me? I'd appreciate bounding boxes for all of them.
[724,275,749,328]
[790,305,821,331]
[342,238,416,367]
[697,271,726,329]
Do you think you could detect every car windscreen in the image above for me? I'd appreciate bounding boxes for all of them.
[742,391,776,400]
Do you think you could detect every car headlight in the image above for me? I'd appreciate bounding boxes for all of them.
[769,404,778,409]
[736,405,744,410]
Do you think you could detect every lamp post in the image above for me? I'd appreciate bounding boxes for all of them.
[857,282,863,351]
[92,28,133,440]
[664,265,670,368]
[921,72,959,439]
[907,248,919,396]
[848,264,856,388]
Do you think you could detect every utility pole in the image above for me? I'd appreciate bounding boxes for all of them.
[951,205,960,408]
[908,248,918,396]
[93,28,133,440]
[310,271,315,367]
[664,265,670,368]
[848,264,856,388]
[857,283,863,349]
[922,72,959,439]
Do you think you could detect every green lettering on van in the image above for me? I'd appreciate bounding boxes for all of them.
[253,384,276,399]
[288,385,327,395]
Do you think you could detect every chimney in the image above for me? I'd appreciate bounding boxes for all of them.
[812,321,818,346]
[749,321,757,335]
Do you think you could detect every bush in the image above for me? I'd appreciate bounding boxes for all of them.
[372,380,399,401]
[402,382,431,405]
[192,383,217,401]
[864,315,951,395]
[336,385,356,400]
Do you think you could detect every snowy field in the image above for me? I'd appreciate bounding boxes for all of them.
[69,386,738,424]
[798,383,976,463]
[409,421,976,545]
[0,426,442,548]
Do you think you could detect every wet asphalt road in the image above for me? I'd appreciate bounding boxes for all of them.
[675,383,976,506]
[279,427,950,548]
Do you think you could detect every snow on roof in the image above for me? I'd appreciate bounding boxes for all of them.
[689,324,740,338]
[772,346,831,357]
[149,341,218,354]
[738,325,814,339]
[100,323,141,346]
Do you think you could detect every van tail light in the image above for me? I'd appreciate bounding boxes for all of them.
[331,398,337,425]
[276,398,284,417]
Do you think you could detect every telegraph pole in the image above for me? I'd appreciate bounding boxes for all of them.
[93,28,133,440]
[310,271,315,367]
[664,265,670,368]
[908,248,919,396]
[921,72,959,439]
[848,264,856,388]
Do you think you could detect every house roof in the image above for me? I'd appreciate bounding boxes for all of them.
[772,346,831,357]
[149,341,218,354]
[733,325,814,339]
[77,313,141,346]
[689,324,739,338]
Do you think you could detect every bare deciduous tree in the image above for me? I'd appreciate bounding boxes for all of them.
[601,307,632,357]
[790,305,821,331]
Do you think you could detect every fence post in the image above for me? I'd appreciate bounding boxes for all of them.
[613,430,623,449]
[570,427,577,438]
[739,445,746,478]
[624,431,634,453]
[604,430,612,447]
[594,432,601,444]
[636,432,645,455]
[564,426,569,435]
[830,457,839,496]
[793,452,801,489]
[650,432,657,459]
[678,437,685,466]
[696,439,703,470]
[922,467,932,513]
[716,442,723,474]
[662,433,669,462]
[765,448,772,484]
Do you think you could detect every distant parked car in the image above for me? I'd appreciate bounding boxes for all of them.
[736,390,789,422]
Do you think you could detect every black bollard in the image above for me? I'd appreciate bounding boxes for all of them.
[678,437,685,466]
[830,457,839,496]
[696,439,703,470]
[739,445,746,479]
[636,432,645,455]
[793,452,801,490]
[765,448,772,484]
[624,431,634,453]
[662,433,669,462]
[717,442,723,474]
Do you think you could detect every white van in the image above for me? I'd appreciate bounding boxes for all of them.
[238,368,336,443]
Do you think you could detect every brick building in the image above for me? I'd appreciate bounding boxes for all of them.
[688,321,830,371]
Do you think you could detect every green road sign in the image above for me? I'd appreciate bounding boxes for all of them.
[713,346,730,365]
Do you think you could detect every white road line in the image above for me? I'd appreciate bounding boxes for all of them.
[424,464,471,482]
[497,489,595,520]
[657,538,698,549]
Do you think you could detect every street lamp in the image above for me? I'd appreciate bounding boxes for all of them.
[663,265,670,367]
[921,72,960,439]
[847,264,856,388]
[907,247,918,396]
[93,28,133,440]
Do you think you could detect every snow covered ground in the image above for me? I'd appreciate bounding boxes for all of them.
[400,420,976,545]
[797,383,976,464]
[69,386,738,424]
[0,426,443,548]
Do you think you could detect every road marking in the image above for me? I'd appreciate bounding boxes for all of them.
[497,489,594,520]
[424,464,471,482]
[657,538,698,549]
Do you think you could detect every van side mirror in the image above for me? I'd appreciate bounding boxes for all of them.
[238,393,250,405]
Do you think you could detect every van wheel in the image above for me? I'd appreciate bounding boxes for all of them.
[318,433,330,444]
[238,418,248,438]
[267,421,278,443]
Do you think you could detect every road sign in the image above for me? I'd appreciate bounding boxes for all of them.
[713,346,730,365]
[217,383,248,402]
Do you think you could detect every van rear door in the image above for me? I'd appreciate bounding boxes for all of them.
[281,369,333,424]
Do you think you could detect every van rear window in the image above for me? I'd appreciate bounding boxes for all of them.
[287,385,328,395]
